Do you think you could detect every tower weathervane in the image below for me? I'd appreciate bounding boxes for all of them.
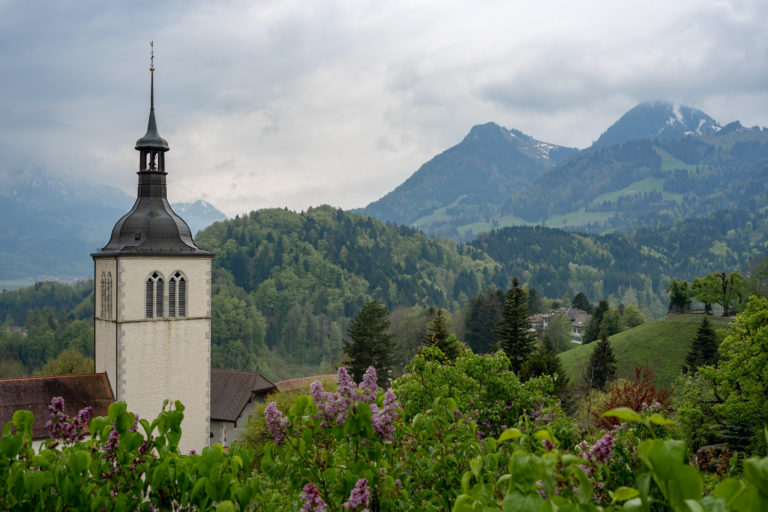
[150,40,155,72]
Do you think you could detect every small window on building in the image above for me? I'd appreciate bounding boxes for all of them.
[100,272,107,318]
[107,272,113,318]
[146,272,165,318]
[169,271,186,318]
[155,278,164,318]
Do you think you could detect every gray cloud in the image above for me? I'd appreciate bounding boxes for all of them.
[1,0,767,216]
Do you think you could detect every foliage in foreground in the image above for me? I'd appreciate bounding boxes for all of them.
[4,323,768,510]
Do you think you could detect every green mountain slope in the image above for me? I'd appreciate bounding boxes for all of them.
[362,122,577,239]
[559,314,731,389]
[502,127,768,231]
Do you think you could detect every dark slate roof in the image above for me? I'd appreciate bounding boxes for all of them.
[0,374,114,439]
[94,172,211,256]
[210,369,277,423]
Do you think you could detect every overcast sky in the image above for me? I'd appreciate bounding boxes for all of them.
[1,0,767,216]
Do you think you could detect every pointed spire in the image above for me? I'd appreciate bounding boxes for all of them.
[136,40,169,154]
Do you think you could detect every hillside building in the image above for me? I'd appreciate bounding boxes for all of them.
[529,307,590,344]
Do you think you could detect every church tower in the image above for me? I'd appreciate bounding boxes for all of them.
[92,49,212,451]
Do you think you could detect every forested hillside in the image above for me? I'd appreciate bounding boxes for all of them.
[470,208,768,317]
[195,206,501,378]
[4,205,767,381]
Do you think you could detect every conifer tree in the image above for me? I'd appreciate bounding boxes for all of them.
[343,300,394,386]
[495,277,536,374]
[584,334,617,390]
[520,336,570,400]
[683,316,719,374]
[421,309,461,361]
[583,299,610,343]
[572,291,592,314]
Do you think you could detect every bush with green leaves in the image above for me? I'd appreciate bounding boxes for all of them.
[394,346,562,440]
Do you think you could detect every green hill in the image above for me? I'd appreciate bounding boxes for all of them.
[559,314,732,389]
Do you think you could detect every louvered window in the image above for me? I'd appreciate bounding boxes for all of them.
[146,278,154,318]
[101,273,107,318]
[168,278,176,317]
[156,278,164,317]
[107,272,113,318]
[178,277,186,317]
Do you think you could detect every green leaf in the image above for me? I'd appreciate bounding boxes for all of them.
[67,450,90,474]
[22,470,48,495]
[743,457,768,498]
[613,487,639,502]
[498,428,523,443]
[502,491,543,512]
[469,457,482,479]
[601,407,642,423]
[216,502,237,512]
[647,413,675,426]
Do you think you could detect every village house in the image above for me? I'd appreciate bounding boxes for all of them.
[528,307,590,344]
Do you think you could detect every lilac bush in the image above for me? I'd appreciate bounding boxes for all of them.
[45,395,93,445]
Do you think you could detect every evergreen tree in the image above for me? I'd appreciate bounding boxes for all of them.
[495,277,537,374]
[683,317,719,374]
[520,336,570,400]
[527,287,545,315]
[572,292,592,314]
[343,300,394,386]
[421,309,461,362]
[584,334,617,391]
[583,299,610,343]
[464,288,505,353]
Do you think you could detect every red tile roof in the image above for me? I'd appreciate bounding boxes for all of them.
[0,373,114,439]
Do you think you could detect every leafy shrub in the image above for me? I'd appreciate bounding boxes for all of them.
[594,367,672,429]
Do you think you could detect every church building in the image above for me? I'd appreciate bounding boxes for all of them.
[91,60,214,451]
[0,55,276,452]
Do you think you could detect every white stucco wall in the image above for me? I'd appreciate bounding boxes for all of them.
[93,254,212,453]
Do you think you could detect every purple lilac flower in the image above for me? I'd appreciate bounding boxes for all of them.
[343,478,371,511]
[264,402,289,445]
[337,367,355,399]
[45,397,93,444]
[300,483,327,512]
[311,380,352,427]
[358,366,378,402]
[590,434,615,463]
[371,389,398,441]
[542,439,554,452]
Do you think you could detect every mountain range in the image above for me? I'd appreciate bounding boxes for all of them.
[0,168,226,282]
[362,101,768,239]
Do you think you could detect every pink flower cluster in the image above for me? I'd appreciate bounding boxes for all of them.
[590,434,615,463]
[45,396,93,445]
[300,483,327,512]
[371,390,398,441]
[578,434,615,464]
[265,401,290,445]
[311,367,380,427]
[343,478,371,511]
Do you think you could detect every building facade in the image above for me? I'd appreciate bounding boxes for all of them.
[92,64,213,452]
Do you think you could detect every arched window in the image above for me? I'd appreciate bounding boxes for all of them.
[106,272,113,318]
[100,272,107,318]
[169,271,187,317]
[156,278,164,318]
[146,272,164,318]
